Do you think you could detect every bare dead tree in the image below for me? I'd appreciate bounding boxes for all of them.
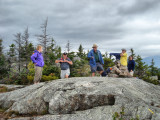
[14,33,22,72]
[22,27,30,69]
[66,40,71,54]
[36,17,51,60]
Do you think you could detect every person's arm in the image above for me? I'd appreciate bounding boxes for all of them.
[31,52,38,64]
[64,59,73,65]
[87,51,94,59]
[67,60,73,65]
[55,59,63,63]
[120,53,127,57]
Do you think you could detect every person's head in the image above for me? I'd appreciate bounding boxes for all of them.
[121,48,126,53]
[92,44,98,52]
[63,52,68,59]
[129,56,133,60]
[37,45,43,52]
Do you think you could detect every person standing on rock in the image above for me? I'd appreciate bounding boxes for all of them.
[55,52,73,79]
[31,45,44,84]
[128,56,135,76]
[120,48,128,67]
[88,44,104,77]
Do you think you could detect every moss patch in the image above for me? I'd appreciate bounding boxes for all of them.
[0,86,8,93]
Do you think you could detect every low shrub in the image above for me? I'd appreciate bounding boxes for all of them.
[0,86,8,93]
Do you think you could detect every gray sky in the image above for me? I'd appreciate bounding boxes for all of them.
[0,0,160,57]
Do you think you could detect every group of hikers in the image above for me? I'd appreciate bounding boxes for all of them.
[31,44,135,84]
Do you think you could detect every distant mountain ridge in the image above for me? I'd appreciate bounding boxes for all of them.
[142,55,160,68]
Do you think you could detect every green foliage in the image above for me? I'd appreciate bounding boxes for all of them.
[0,39,8,79]
[0,54,8,79]
[149,59,158,76]
[103,57,114,70]
[42,64,60,77]
[70,59,90,77]
[135,55,148,78]
[142,76,159,85]
[112,107,140,120]
[41,74,58,82]
[134,55,159,85]
[0,39,3,55]
[0,86,8,93]
[27,61,35,76]
[77,44,86,59]
[8,44,16,58]
[27,62,60,83]
[130,48,136,59]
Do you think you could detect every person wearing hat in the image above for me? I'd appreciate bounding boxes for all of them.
[55,52,73,79]
[88,44,104,77]
[120,48,128,66]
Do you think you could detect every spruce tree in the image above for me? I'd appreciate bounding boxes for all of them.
[77,44,84,58]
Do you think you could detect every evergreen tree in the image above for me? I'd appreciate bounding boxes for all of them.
[149,59,158,76]
[56,46,61,58]
[28,43,35,56]
[0,39,7,78]
[7,44,16,71]
[22,27,30,68]
[47,38,56,65]
[0,39,3,56]
[130,48,136,59]
[77,44,84,58]
[135,55,148,78]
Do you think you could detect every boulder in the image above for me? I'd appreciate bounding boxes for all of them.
[0,77,160,120]
[109,60,132,78]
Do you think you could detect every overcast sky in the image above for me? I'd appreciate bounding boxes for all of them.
[0,0,160,58]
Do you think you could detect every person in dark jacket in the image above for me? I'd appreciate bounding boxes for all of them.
[31,45,44,84]
[128,56,135,76]
[88,44,104,77]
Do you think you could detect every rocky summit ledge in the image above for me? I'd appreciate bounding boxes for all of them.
[0,77,160,120]
[0,84,25,91]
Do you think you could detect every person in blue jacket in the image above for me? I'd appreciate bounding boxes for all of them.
[128,56,135,76]
[31,45,44,84]
[88,44,104,77]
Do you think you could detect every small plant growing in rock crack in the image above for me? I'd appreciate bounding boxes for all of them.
[112,107,140,120]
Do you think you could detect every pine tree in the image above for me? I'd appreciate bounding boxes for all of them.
[135,55,148,78]
[22,27,30,68]
[130,48,136,59]
[56,46,61,58]
[77,44,84,58]
[149,59,158,76]
[0,39,3,56]
[27,43,35,57]
[47,38,56,65]
[0,39,7,78]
